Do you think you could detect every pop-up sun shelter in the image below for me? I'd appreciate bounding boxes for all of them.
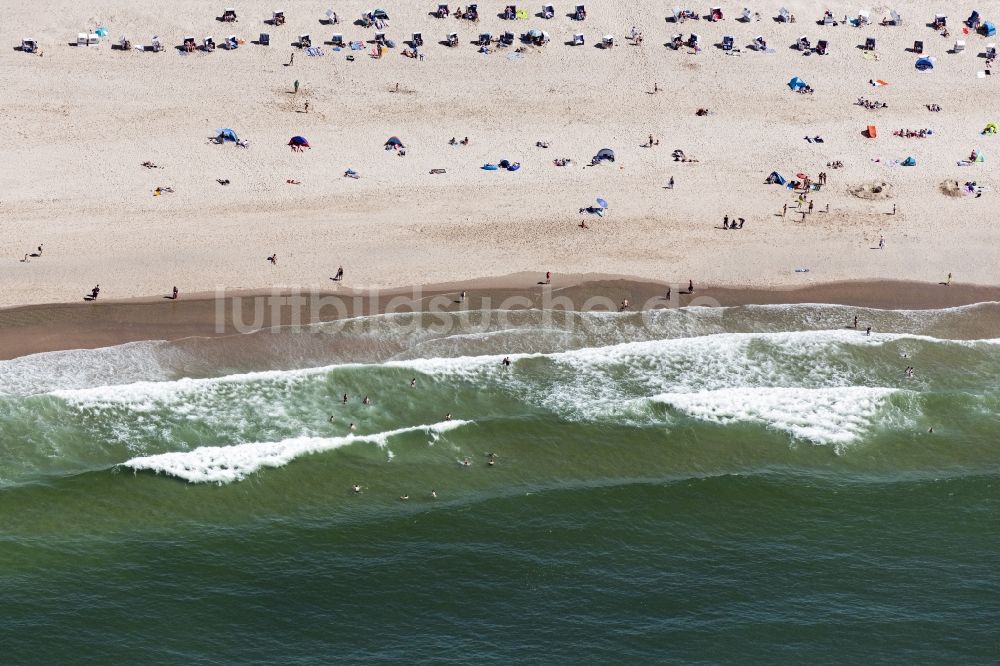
[983,122,998,135]
[215,128,239,142]
[788,76,807,90]
[902,156,916,166]
[288,135,310,147]
[866,125,877,138]
[765,171,786,185]
[593,148,615,162]
[915,56,935,70]
[385,136,404,148]
[982,21,996,36]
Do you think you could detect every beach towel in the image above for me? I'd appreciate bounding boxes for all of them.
[306,47,324,56]
[349,41,364,50]
[871,79,888,86]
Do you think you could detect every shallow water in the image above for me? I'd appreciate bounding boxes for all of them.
[2,303,998,662]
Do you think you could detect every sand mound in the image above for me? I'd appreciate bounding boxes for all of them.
[849,181,894,200]
[939,179,964,197]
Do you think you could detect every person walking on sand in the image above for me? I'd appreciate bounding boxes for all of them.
[293,79,300,94]
[668,176,674,189]
[946,272,952,286]
[304,101,309,113]
[172,286,178,299]
[852,315,858,329]
[808,200,814,214]
[866,326,872,336]
[460,290,466,302]
[879,235,885,250]
[665,286,671,300]
[782,203,787,217]
[688,279,694,293]
[545,271,551,284]
[288,52,294,66]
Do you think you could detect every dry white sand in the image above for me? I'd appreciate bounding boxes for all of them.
[1,1,998,306]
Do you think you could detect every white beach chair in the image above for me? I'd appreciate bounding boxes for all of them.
[21,38,38,53]
[151,36,163,51]
[331,33,344,46]
[273,10,286,25]
[671,7,681,23]
[986,43,997,58]
[602,34,614,48]
[572,32,584,45]
[542,4,554,19]
[258,32,270,45]
[953,40,965,53]
[889,9,901,26]
[222,7,237,22]
[857,10,870,25]
[225,35,238,49]
[777,7,790,22]
[740,7,751,22]
[447,32,458,47]
[298,34,311,48]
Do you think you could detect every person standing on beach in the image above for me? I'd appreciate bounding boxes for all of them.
[688,280,694,293]
[293,79,300,94]
[172,286,178,299]
[545,271,551,284]
[668,176,674,189]
[808,200,814,214]
[946,272,952,285]
[866,326,872,336]
[288,52,294,66]
[852,315,858,329]
[879,235,885,250]
[783,203,787,217]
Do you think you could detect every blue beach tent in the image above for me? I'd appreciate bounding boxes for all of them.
[788,76,807,91]
[215,128,239,142]
[983,21,996,36]
[902,156,916,166]
[915,56,935,70]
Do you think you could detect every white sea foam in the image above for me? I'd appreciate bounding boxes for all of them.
[0,341,169,397]
[649,386,904,446]
[121,420,469,484]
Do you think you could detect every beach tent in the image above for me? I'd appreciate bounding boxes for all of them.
[288,135,310,147]
[973,148,985,162]
[982,21,996,36]
[765,171,786,185]
[915,56,935,70]
[215,128,239,142]
[865,125,877,138]
[593,148,615,162]
[385,136,404,148]
[901,156,916,166]
[982,122,998,135]
[788,76,807,90]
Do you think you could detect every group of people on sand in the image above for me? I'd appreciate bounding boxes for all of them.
[893,128,931,138]
[721,215,746,230]
[856,97,887,110]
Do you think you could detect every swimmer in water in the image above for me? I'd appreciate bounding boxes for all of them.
[362,395,371,405]
[399,495,409,501]
[349,423,356,431]
[460,457,471,467]
[501,356,512,367]
[445,413,452,421]
[431,489,437,499]
[342,393,348,404]
[410,378,416,388]
[352,484,362,493]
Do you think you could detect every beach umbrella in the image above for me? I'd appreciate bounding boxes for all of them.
[95,27,109,37]
[527,28,543,37]
[288,135,310,147]
[596,197,609,209]
[385,136,403,147]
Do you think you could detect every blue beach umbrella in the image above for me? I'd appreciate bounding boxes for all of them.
[596,197,609,209]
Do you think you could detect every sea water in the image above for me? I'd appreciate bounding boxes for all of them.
[1,304,998,662]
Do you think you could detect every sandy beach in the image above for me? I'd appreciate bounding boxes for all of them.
[2,0,999,309]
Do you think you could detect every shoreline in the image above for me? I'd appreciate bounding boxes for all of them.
[0,275,995,360]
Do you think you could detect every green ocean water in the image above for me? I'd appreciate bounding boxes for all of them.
[1,304,999,663]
